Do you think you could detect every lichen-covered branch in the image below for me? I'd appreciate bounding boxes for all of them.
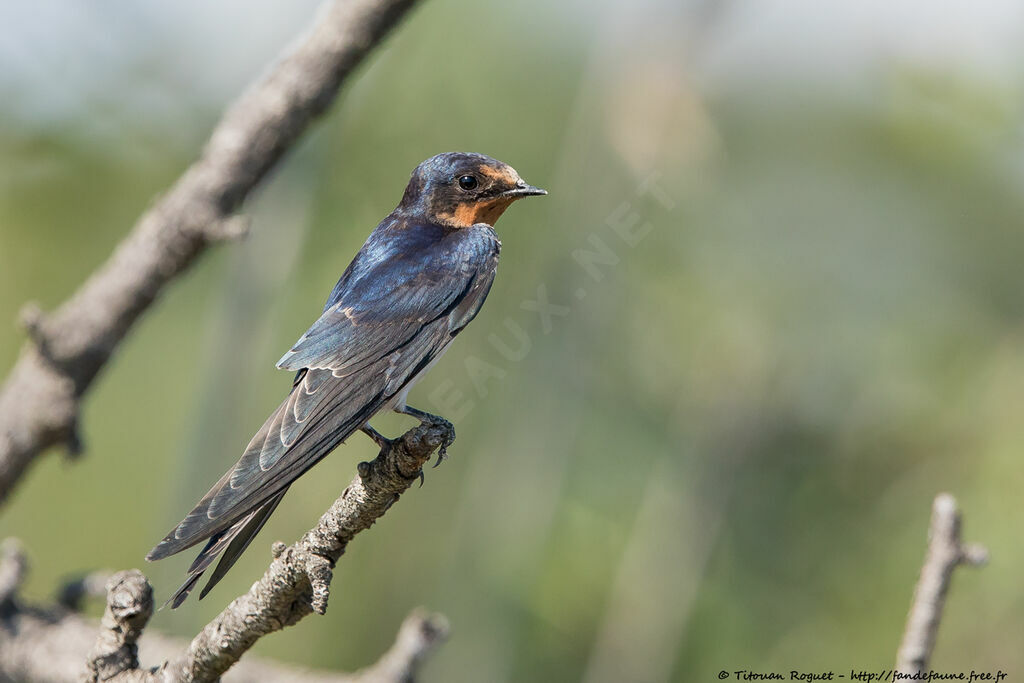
[1,419,452,682]
[164,420,453,681]
[895,493,988,674]
[0,0,422,506]
[84,571,154,683]
[0,538,29,609]
[1,580,444,683]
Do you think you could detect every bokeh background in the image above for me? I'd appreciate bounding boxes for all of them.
[3,1,1024,680]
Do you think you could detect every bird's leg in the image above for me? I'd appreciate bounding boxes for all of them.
[396,405,455,468]
[396,404,446,424]
[361,423,424,486]
[360,424,393,451]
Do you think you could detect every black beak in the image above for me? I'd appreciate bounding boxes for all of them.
[502,181,548,198]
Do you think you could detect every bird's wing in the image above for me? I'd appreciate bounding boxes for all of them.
[148,225,499,562]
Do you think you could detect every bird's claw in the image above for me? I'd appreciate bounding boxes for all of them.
[398,406,455,468]
[432,419,455,468]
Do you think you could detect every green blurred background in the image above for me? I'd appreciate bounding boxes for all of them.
[3,0,1024,680]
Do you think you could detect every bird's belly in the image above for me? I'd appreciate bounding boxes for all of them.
[383,342,452,413]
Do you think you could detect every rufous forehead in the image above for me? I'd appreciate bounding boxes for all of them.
[478,165,519,184]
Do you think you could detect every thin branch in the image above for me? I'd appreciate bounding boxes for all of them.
[2,4,448,680]
[0,592,445,683]
[164,419,453,681]
[0,538,29,609]
[84,571,154,683]
[0,423,453,683]
[0,0,422,506]
[895,493,988,675]
[23,420,453,681]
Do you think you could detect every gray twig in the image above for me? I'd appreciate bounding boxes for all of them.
[1,3,448,679]
[84,571,154,683]
[163,420,453,682]
[0,566,444,683]
[0,0,422,506]
[0,538,29,609]
[2,416,451,683]
[895,493,987,674]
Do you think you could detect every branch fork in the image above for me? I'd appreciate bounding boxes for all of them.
[0,0,455,679]
[163,418,454,681]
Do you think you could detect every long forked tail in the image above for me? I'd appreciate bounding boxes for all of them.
[163,489,287,609]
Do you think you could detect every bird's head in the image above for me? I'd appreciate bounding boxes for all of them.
[399,152,547,228]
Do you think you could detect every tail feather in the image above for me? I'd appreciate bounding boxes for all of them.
[168,573,203,610]
[162,490,287,609]
[146,468,235,563]
[199,491,284,600]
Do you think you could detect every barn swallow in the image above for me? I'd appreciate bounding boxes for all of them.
[147,152,545,607]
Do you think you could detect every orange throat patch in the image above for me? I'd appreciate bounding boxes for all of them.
[441,198,515,228]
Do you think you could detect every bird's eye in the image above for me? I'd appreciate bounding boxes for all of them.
[458,175,478,191]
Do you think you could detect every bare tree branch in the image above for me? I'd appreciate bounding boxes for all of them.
[0,538,29,609]
[53,420,451,682]
[85,570,154,683]
[0,3,456,680]
[0,422,453,683]
[0,0,422,506]
[163,419,453,682]
[895,493,988,675]
[0,589,446,683]
[2,597,357,683]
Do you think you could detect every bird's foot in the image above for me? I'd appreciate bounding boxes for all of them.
[433,427,455,468]
[362,423,433,486]
[397,405,455,468]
